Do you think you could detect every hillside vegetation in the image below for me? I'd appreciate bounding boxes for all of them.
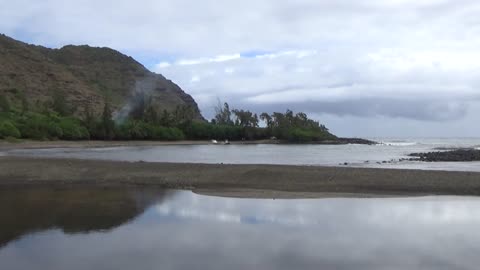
[0,94,336,143]
[0,34,203,119]
[0,34,338,143]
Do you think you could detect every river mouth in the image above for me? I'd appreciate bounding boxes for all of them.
[1,187,480,269]
[6,140,480,172]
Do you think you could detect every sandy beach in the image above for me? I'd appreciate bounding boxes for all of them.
[1,155,480,197]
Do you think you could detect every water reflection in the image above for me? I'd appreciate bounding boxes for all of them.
[0,187,170,248]
[1,189,480,270]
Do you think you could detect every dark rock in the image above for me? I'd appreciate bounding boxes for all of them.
[409,149,480,162]
[336,138,378,145]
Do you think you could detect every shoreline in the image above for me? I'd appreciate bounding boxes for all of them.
[0,140,213,151]
[2,156,480,197]
[0,138,376,151]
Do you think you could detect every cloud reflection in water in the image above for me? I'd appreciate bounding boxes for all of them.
[1,190,480,270]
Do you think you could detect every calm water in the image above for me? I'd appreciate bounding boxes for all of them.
[6,138,480,171]
[1,188,480,270]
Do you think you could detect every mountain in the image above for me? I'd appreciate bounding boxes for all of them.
[0,34,204,120]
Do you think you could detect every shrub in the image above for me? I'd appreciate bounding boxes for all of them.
[59,118,90,140]
[183,122,212,140]
[16,112,61,139]
[150,126,184,140]
[287,128,314,142]
[14,112,91,140]
[116,120,186,141]
[116,120,148,140]
[165,127,185,140]
[0,121,21,139]
[286,128,336,142]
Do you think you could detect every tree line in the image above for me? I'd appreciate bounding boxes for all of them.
[209,102,335,142]
[0,91,336,142]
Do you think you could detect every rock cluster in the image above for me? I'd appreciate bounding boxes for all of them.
[409,149,480,162]
[320,138,377,145]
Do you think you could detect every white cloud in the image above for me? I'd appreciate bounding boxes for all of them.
[157,62,171,68]
[175,53,241,66]
[3,0,480,136]
[153,47,480,130]
[190,75,200,83]
[255,50,318,60]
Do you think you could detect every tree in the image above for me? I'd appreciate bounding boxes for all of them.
[144,104,158,124]
[253,114,259,127]
[173,105,195,127]
[214,102,233,125]
[52,89,72,116]
[160,109,173,127]
[102,101,115,139]
[82,101,96,134]
[271,112,286,128]
[232,109,259,128]
[294,112,308,127]
[0,95,11,112]
[285,109,294,121]
[260,113,272,128]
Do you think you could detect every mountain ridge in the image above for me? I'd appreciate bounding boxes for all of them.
[0,34,204,120]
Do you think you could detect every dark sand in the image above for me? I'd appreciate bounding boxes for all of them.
[0,137,374,151]
[0,140,213,150]
[1,156,480,197]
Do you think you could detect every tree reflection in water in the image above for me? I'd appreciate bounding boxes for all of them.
[0,186,171,248]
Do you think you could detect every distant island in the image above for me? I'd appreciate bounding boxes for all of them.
[0,34,373,144]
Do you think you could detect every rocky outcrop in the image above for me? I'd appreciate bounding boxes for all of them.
[0,34,204,120]
[409,149,480,162]
[336,137,377,145]
[315,138,377,145]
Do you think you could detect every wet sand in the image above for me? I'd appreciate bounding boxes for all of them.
[1,156,480,197]
[0,137,374,151]
[0,140,213,150]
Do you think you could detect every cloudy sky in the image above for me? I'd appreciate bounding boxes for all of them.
[2,0,480,137]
